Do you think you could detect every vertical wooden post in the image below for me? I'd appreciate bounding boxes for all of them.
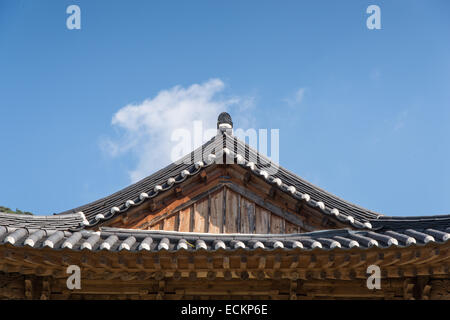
[189,206,195,232]
[221,187,227,233]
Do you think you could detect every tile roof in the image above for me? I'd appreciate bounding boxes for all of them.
[57,133,384,230]
[370,215,450,231]
[0,211,87,231]
[0,220,448,253]
[2,113,448,261]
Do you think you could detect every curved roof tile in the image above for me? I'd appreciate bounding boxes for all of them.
[1,224,448,253]
[0,211,87,231]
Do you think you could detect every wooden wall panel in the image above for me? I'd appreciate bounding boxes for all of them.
[150,222,162,230]
[224,189,239,233]
[270,214,284,234]
[241,198,256,233]
[193,199,208,233]
[285,221,299,234]
[164,215,177,231]
[142,187,303,234]
[103,165,340,234]
[209,189,223,233]
[178,207,191,232]
[255,206,269,234]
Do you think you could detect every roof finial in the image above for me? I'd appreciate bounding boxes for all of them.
[217,112,233,135]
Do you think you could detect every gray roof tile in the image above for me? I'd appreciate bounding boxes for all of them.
[1,223,447,253]
[0,211,87,231]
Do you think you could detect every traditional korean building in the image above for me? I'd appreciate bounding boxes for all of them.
[0,112,449,300]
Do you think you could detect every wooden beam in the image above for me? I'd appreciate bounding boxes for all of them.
[397,250,422,266]
[381,252,402,267]
[226,182,306,229]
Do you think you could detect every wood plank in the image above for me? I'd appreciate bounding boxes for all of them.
[164,215,176,232]
[174,212,180,231]
[209,189,223,233]
[240,198,256,233]
[225,182,306,230]
[109,167,225,229]
[189,206,194,232]
[149,223,160,231]
[285,222,299,234]
[139,183,224,230]
[222,187,227,233]
[165,183,224,216]
[224,189,239,233]
[193,198,208,233]
[206,195,211,233]
[178,207,191,232]
[237,195,241,233]
[255,206,269,234]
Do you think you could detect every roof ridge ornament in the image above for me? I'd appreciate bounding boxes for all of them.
[217,112,233,135]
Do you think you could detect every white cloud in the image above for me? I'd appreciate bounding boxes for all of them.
[284,87,307,106]
[102,79,254,182]
[294,88,306,104]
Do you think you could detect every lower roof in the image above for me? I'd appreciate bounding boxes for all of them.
[371,215,450,231]
[0,219,448,253]
[0,211,87,231]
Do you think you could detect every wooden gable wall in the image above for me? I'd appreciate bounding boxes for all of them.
[142,187,300,234]
[99,164,349,234]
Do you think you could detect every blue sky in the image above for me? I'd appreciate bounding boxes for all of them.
[0,0,449,217]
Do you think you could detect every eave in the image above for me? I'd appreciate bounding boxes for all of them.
[0,226,448,284]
